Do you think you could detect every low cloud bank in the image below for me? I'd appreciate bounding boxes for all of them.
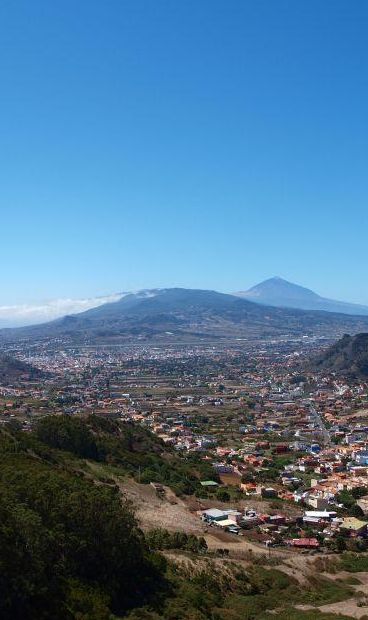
[0,293,124,328]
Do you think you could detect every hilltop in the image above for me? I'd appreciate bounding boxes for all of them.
[236,277,368,316]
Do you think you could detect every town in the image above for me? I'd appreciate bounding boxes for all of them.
[2,334,368,556]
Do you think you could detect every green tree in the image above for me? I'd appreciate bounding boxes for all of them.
[216,488,230,502]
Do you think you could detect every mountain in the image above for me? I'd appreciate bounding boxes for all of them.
[0,354,45,383]
[310,333,368,378]
[3,287,368,344]
[236,277,368,315]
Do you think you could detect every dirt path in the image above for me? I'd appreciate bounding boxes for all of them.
[204,532,278,556]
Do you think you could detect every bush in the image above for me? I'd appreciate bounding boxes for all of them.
[216,488,231,502]
[146,528,207,553]
[340,553,368,572]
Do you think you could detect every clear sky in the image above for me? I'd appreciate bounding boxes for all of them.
[1,0,368,308]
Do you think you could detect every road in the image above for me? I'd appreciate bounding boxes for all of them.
[309,404,331,447]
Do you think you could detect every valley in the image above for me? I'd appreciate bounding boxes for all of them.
[2,295,368,618]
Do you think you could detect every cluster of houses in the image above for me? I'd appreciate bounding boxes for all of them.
[199,505,368,549]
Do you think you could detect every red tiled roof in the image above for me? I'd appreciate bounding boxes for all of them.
[289,538,320,548]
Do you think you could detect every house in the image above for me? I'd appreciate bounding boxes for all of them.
[201,509,228,523]
[304,510,337,520]
[302,510,337,526]
[241,509,261,529]
[223,509,243,524]
[340,517,367,537]
[259,486,278,498]
[305,496,330,511]
[287,538,320,549]
[240,482,258,495]
[213,463,234,474]
[265,514,286,526]
[216,519,241,532]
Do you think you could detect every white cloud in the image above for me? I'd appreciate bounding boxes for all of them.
[0,293,125,328]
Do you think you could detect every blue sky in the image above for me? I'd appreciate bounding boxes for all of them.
[1,0,368,308]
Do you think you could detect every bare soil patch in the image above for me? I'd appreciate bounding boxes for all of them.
[118,478,205,534]
[219,473,241,486]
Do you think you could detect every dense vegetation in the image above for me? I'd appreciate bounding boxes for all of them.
[32,414,216,495]
[0,416,362,619]
[146,528,208,553]
[0,446,164,618]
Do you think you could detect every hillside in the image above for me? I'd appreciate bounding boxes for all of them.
[311,333,368,378]
[0,416,166,619]
[236,277,368,316]
[0,415,361,620]
[0,354,45,384]
[3,287,368,344]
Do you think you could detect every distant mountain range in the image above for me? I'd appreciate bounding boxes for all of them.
[310,333,368,378]
[236,277,368,316]
[1,278,367,330]
[3,287,368,344]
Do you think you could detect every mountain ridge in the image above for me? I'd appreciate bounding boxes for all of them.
[3,287,368,344]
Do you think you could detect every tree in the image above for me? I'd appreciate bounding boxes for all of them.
[351,504,365,518]
[352,486,368,499]
[336,490,355,510]
[35,415,99,460]
[336,535,347,552]
[241,469,255,483]
[216,488,230,502]
[0,450,164,618]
